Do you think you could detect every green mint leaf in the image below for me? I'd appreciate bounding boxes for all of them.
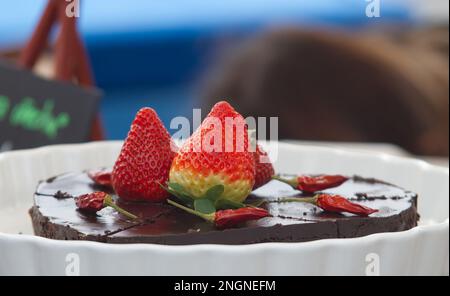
[202,184,224,202]
[194,199,216,214]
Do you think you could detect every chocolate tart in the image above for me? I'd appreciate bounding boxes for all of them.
[30,172,419,245]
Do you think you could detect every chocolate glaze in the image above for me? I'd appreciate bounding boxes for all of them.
[30,172,419,245]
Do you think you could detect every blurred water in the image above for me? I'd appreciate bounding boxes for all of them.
[100,84,199,139]
[0,0,413,139]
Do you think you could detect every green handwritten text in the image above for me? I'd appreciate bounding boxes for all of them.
[0,95,10,120]
[9,97,71,139]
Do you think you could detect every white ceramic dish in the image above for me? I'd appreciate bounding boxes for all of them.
[0,141,448,276]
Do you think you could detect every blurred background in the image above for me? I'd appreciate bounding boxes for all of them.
[0,0,448,161]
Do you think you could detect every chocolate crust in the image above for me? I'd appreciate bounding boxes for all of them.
[30,172,419,245]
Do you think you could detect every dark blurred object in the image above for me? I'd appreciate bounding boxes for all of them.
[18,0,103,141]
[0,0,415,140]
[0,61,100,151]
[201,27,449,156]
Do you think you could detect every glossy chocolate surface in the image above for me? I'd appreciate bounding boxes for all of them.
[30,172,419,244]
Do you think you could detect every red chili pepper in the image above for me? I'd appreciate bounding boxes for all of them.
[273,174,348,193]
[167,200,269,228]
[88,169,112,187]
[75,192,107,213]
[214,207,270,228]
[280,194,378,216]
[315,194,378,216]
[75,192,138,219]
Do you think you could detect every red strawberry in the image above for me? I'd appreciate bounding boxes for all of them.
[170,101,255,203]
[112,108,176,202]
[253,144,275,189]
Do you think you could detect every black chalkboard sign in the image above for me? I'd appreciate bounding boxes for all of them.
[0,61,101,151]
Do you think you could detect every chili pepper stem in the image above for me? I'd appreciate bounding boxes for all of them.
[272,175,298,188]
[276,196,318,204]
[103,195,138,220]
[167,199,214,223]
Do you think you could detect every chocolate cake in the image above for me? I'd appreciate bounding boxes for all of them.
[30,172,419,245]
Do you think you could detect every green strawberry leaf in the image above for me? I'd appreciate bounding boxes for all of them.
[194,199,216,214]
[202,185,224,202]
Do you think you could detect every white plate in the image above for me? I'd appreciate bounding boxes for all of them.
[0,141,448,275]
